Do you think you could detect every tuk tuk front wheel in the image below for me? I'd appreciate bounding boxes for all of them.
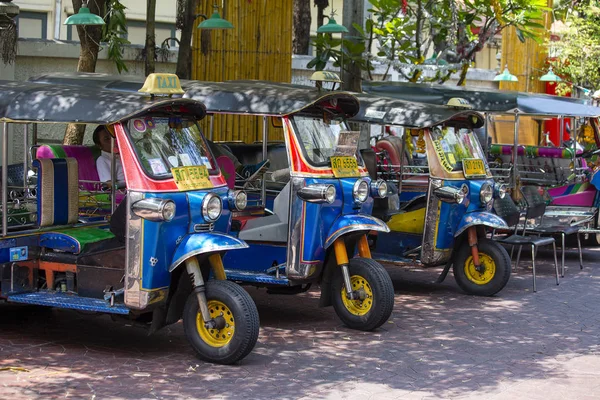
[331,258,394,331]
[453,238,511,296]
[183,280,259,365]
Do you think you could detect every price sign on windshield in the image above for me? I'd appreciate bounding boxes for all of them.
[331,156,360,178]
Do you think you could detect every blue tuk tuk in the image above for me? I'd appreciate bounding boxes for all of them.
[0,74,259,364]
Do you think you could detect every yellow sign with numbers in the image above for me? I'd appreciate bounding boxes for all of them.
[330,156,360,178]
[171,166,213,191]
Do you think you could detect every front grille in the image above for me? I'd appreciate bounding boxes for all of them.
[194,223,214,233]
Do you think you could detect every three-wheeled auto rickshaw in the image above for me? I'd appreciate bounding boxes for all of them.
[363,81,600,245]
[0,74,259,364]
[180,80,395,331]
[352,93,512,296]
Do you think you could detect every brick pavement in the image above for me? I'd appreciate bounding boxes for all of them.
[1,247,599,399]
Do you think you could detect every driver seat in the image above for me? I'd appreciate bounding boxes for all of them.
[238,182,290,243]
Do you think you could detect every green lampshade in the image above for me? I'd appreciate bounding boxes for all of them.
[64,5,105,26]
[316,17,348,34]
[539,66,562,82]
[494,66,518,82]
[197,11,234,29]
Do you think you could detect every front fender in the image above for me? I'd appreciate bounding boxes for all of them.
[324,214,390,249]
[454,211,508,237]
[169,232,248,272]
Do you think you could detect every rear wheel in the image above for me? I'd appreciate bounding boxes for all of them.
[183,280,259,364]
[453,238,511,296]
[332,258,394,331]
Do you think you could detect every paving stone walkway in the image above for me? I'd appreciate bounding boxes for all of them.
[1,247,599,399]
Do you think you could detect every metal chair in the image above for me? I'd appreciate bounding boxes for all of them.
[519,185,583,277]
[493,195,559,292]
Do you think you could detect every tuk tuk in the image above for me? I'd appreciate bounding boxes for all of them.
[0,74,259,365]
[352,93,512,296]
[182,80,395,331]
[363,81,600,244]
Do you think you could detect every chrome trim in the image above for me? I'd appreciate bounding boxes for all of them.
[202,192,222,222]
[228,190,247,211]
[286,177,323,281]
[324,221,390,249]
[125,191,145,309]
[297,184,336,204]
[421,181,449,266]
[169,234,248,273]
[433,186,465,204]
[2,122,7,237]
[193,223,215,232]
[353,179,369,203]
[480,182,493,204]
[495,183,508,199]
[131,197,175,222]
[370,179,388,198]
[455,220,508,237]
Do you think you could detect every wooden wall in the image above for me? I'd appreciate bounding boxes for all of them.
[192,0,293,143]
[499,1,552,93]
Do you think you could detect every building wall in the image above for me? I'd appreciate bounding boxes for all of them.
[12,0,178,45]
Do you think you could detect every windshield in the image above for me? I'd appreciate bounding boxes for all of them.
[293,116,361,167]
[125,116,216,179]
[431,126,486,172]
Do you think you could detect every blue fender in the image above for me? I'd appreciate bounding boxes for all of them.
[591,169,600,192]
[454,211,508,237]
[324,214,390,249]
[169,232,248,272]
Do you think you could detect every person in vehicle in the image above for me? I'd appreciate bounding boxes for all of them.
[93,125,125,188]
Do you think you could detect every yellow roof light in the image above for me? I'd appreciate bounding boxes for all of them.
[446,97,473,109]
[139,73,185,96]
[310,71,342,83]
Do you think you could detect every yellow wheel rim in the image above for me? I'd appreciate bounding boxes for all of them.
[464,253,496,285]
[196,300,235,348]
[340,275,373,316]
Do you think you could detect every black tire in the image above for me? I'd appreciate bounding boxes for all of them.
[182,280,259,365]
[331,258,395,331]
[453,238,511,296]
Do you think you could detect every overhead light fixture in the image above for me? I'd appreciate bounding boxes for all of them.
[316,12,348,34]
[63,2,105,26]
[197,4,234,30]
[539,66,562,82]
[494,64,518,82]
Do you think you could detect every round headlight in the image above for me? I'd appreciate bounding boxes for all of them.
[161,200,176,222]
[480,182,494,204]
[234,190,247,210]
[456,190,466,204]
[353,179,369,203]
[202,193,223,222]
[325,185,336,204]
[371,179,388,199]
[496,184,507,199]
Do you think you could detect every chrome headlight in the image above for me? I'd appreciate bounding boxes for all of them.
[434,186,466,204]
[132,198,176,222]
[480,182,494,204]
[353,179,369,203]
[297,184,336,204]
[495,183,508,199]
[229,190,247,211]
[202,193,223,222]
[371,179,388,199]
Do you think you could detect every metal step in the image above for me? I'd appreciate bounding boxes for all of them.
[225,270,289,285]
[7,291,129,315]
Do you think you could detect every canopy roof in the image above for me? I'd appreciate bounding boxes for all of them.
[0,80,206,124]
[353,92,484,128]
[363,81,600,117]
[29,73,360,118]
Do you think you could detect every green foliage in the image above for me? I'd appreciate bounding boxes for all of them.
[548,1,600,96]
[308,0,548,85]
[102,0,130,73]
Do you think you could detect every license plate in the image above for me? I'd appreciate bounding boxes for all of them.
[330,156,360,178]
[462,158,486,178]
[171,166,213,191]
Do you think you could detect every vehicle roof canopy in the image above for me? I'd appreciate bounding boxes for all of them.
[363,81,600,117]
[29,73,360,118]
[353,92,485,128]
[0,80,206,124]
